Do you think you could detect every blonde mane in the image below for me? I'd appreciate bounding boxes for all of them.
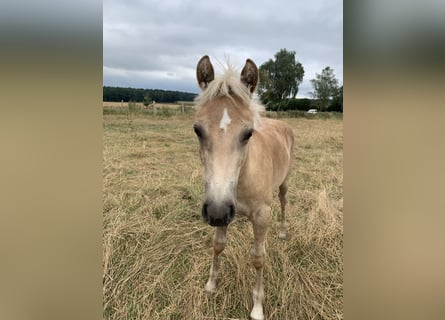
[194,63,264,128]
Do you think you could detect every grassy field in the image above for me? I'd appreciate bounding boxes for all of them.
[103,101,193,109]
[103,112,343,319]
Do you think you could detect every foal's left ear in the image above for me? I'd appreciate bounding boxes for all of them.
[240,59,258,93]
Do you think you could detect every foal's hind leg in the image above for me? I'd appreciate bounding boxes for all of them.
[278,181,288,240]
[205,226,227,292]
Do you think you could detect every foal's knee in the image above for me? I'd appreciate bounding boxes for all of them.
[251,246,265,269]
[213,239,226,255]
[212,228,227,255]
[251,253,265,269]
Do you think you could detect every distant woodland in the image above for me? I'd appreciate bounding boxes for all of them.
[103,86,197,103]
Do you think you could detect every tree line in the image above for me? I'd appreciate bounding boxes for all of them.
[103,86,197,103]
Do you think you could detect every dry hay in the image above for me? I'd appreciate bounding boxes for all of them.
[103,114,343,319]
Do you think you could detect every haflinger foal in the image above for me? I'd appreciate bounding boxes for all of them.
[193,56,294,320]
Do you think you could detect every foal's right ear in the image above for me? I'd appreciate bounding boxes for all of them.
[240,59,258,93]
[196,55,215,91]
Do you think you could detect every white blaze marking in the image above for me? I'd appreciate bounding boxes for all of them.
[219,108,231,132]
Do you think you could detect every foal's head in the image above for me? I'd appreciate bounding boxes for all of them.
[193,56,260,226]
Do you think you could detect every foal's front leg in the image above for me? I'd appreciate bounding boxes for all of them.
[250,206,271,320]
[205,226,227,292]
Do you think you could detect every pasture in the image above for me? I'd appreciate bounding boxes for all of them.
[103,101,188,109]
[103,111,343,319]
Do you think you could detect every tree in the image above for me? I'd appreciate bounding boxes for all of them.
[258,49,304,104]
[310,67,339,111]
[329,86,343,112]
[143,93,152,108]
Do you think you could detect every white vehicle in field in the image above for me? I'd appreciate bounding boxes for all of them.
[307,109,318,114]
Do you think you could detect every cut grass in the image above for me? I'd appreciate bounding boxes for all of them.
[103,113,343,319]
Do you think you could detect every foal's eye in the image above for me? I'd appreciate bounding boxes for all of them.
[241,128,254,143]
[193,124,203,139]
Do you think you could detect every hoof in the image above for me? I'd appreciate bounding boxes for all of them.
[204,281,216,293]
[250,312,264,320]
[250,306,264,320]
[279,223,287,240]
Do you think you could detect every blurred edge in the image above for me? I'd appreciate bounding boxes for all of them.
[345,0,445,319]
[0,1,102,320]
[1,1,445,320]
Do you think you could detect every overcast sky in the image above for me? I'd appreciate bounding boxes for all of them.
[103,0,342,98]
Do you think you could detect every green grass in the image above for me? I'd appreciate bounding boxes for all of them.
[103,112,343,319]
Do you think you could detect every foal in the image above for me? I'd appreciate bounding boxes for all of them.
[193,56,294,320]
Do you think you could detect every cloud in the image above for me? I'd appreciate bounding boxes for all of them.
[103,0,343,96]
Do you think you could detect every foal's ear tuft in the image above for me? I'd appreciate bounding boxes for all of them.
[240,59,258,93]
[196,55,215,91]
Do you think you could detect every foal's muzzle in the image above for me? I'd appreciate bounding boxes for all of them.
[202,200,236,226]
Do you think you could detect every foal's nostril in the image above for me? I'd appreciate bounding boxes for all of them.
[202,202,209,223]
[226,204,236,224]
